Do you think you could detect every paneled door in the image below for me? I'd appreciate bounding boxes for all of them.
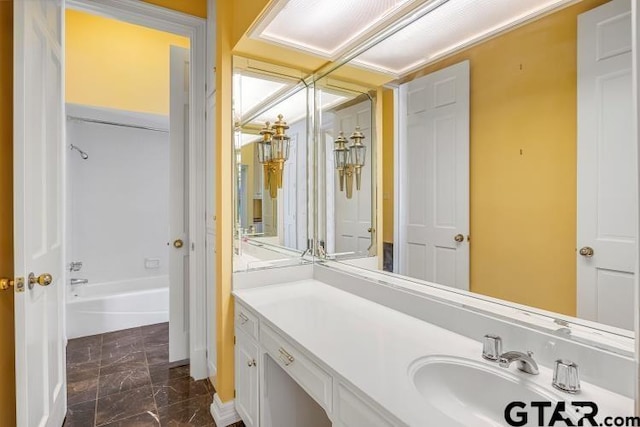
[334,101,373,254]
[14,0,67,425]
[282,134,298,248]
[577,0,635,329]
[398,60,470,290]
[169,45,190,361]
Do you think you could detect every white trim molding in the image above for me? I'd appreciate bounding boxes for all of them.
[66,103,170,131]
[66,0,210,380]
[633,0,640,414]
[210,393,242,426]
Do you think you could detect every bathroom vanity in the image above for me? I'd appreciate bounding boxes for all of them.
[231,265,633,427]
[227,0,639,425]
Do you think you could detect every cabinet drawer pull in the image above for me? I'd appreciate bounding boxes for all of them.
[278,347,295,366]
[238,313,249,324]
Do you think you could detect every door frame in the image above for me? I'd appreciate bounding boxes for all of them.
[65,0,209,379]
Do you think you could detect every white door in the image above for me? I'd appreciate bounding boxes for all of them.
[205,92,217,378]
[577,0,635,330]
[334,101,373,254]
[169,46,190,361]
[282,136,298,248]
[14,0,66,425]
[398,60,470,290]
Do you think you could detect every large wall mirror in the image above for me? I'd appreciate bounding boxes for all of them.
[232,57,312,271]
[315,78,378,263]
[316,0,636,338]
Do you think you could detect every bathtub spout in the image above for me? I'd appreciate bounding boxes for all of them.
[70,278,88,286]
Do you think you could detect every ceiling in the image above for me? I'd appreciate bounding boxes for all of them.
[250,0,576,78]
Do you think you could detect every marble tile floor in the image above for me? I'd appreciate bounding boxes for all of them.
[64,323,244,427]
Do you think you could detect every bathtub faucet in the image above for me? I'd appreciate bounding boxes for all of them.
[70,278,88,286]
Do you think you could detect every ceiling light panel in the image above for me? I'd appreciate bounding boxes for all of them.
[252,90,351,126]
[235,74,290,116]
[253,0,413,58]
[353,0,572,77]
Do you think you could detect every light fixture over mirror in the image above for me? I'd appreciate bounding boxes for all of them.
[334,127,367,199]
[258,114,291,199]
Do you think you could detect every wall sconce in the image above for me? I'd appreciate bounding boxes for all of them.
[258,114,291,199]
[334,127,366,199]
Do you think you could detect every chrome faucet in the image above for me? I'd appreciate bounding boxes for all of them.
[482,334,502,361]
[498,351,539,375]
[552,359,580,393]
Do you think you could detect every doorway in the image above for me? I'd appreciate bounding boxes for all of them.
[12,0,209,425]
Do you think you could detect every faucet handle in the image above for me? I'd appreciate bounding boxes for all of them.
[482,334,502,361]
[553,359,580,394]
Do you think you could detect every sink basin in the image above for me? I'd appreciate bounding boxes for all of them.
[409,356,561,427]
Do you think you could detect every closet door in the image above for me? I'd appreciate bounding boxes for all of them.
[398,60,470,290]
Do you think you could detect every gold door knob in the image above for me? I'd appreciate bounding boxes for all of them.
[173,239,184,249]
[29,273,53,287]
[579,246,594,258]
[454,234,465,243]
[367,227,374,233]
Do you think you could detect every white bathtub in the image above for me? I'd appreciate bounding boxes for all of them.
[66,276,169,339]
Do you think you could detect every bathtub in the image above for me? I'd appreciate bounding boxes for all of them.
[66,275,169,339]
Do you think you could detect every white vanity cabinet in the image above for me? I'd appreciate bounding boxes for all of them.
[234,301,403,427]
[333,383,397,427]
[235,306,260,427]
[235,329,259,427]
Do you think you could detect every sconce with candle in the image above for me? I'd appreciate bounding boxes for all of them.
[334,126,366,199]
[258,114,291,199]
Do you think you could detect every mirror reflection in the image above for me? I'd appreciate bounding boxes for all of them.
[320,0,635,332]
[316,82,376,262]
[232,59,310,271]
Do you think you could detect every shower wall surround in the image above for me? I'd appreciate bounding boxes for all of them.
[67,104,171,286]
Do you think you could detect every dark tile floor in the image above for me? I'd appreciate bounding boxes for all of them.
[64,323,244,427]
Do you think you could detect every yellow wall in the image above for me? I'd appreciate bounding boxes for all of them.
[142,0,207,18]
[215,0,236,403]
[381,89,394,244]
[66,9,190,115]
[240,143,256,225]
[232,0,271,48]
[387,0,609,316]
[0,1,15,424]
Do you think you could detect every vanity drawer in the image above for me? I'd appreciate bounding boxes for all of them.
[260,323,333,413]
[335,383,396,427]
[236,303,259,340]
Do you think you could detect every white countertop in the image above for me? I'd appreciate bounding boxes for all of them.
[234,279,633,426]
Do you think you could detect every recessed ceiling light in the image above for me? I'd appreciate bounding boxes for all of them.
[250,0,418,59]
[352,0,574,77]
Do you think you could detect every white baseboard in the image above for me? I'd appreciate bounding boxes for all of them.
[210,393,241,426]
[190,347,208,380]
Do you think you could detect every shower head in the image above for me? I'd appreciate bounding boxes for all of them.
[69,144,89,160]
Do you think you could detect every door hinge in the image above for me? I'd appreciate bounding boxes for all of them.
[233,335,236,345]
[234,389,236,398]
